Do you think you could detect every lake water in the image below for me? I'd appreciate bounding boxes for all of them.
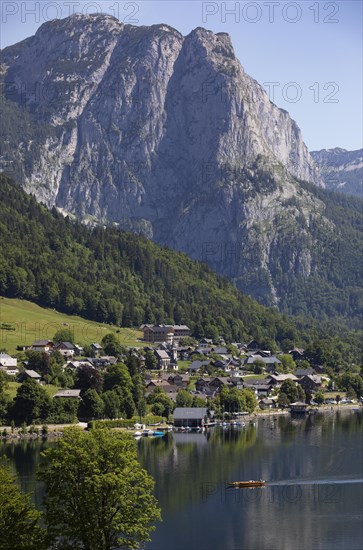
[1,410,362,550]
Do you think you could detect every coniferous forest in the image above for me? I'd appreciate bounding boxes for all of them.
[0,175,361,364]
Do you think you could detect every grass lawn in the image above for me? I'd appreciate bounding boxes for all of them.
[0,297,143,354]
[4,381,59,400]
[178,360,191,372]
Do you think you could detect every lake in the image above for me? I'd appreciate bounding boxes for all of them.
[1,410,362,550]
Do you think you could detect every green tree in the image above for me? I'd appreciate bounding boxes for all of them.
[80,389,105,420]
[0,460,47,549]
[279,354,296,373]
[102,390,121,419]
[53,328,75,344]
[175,389,193,408]
[10,379,51,425]
[314,390,325,405]
[38,428,161,550]
[279,380,298,404]
[144,351,157,370]
[101,333,122,358]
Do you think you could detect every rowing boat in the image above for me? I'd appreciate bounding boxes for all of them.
[227,480,266,488]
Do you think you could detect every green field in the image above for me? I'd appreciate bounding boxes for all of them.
[4,381,59,401]
[0,297,143,354]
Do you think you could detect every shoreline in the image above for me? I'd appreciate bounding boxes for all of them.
[0,404,360,440]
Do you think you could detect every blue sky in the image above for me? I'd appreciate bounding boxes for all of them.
[1,0,362,150]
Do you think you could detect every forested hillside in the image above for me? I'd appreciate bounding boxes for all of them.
[0,175,361,364]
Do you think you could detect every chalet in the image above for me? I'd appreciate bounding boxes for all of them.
[168,374,190,388]
[199,338,213,347]
[146,379,172,390]
[91,343,103,355]
[195,378,211,392]
[0,353,17,368]
[243,379,273,398]
[268,374,298,386]
[64,360,93,370]
[246,356,281,368]
[246,340,260,351]
[189,360,211,373]
[53,389,81,399]
[212,346,228,355]
[209,377,229,392]
[154,349,171,370]
[295,367,315,378]
[298,375,322,393]
[20,369,41,382]
[141,324,190,344]
[173,407,209,428]
[289,348,305,361]
[229,377,244,390]
[31,340,53,353]
[53,341,75,357]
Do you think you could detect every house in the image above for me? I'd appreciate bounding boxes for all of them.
[168,374,190,388]
[212,346,228,355]
[246,355,281,367]
[0,353,17,368]
[0,366,19,376]
[31,340,53,353]
[290,401,309,413]
[154,349,171,370]
[188,360,211,373]
[243,380,273,398]
[298,375,322,393]
[209,377,229,392]
[289,348,305,361]
[141,324,190,344]
[64,360,93,370]
[195,378,211,393]
[199,338,213,347]
[246,340,260,351]
[267,374,298,387]
[295,367,315,378]
[259,398,277,409]
[173,407,209,428]
[20,369,41,382]
[91,343,103,355]
[53,341,75,358]
[53,389,82,399]
[229,377,244,390]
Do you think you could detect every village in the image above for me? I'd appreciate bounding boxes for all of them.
[0,322,361,432]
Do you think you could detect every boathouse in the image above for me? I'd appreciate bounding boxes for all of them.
[173,407,208,428]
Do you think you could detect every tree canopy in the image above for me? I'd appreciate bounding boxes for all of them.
[39,428,161,550]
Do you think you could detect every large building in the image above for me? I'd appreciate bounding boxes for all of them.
[141,324,190,344]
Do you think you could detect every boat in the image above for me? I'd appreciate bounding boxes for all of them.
[227,480,266,488]
[133,431,143,438]
[142,429,154,436]
[153,431,164,437]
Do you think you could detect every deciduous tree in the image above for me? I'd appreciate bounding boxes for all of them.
[39,428,161,550]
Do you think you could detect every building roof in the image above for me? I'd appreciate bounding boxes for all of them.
[24,369,41,378]
[173,407,208,420]
[268,374,298,382]
[155,350,170,359]
[53,389,82,398]
[54,341,75,350]
[32,340,53,346]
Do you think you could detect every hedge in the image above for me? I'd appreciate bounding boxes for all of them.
[88,415,164,430]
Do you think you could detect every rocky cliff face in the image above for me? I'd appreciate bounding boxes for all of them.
[311,148,363,198]
[2,14,352,314]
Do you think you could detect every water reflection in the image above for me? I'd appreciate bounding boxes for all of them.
[0,411,362,550]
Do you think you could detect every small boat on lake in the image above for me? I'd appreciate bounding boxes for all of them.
[227,480,266,488]
[153,431,165,437]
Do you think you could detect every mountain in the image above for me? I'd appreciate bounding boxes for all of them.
[311,148,363,198]
[1,15,362,322]
[0,174,361,366]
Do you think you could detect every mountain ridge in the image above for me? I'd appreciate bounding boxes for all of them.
[1,15,361,321]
